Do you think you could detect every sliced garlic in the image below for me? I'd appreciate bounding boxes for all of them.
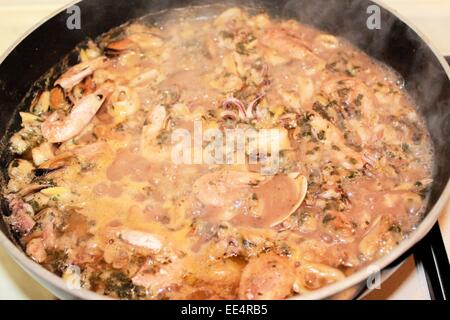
[40,187,70,197]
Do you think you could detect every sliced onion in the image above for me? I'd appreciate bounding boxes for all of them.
[223,97,246,120]
[220,110,238,121]
[246,94,265,120]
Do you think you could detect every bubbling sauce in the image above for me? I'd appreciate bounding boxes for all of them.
[3,7,433,299]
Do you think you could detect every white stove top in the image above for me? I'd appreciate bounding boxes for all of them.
[0,0,448,300]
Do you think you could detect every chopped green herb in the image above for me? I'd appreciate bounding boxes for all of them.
[331,144,341,151]
[354,94,364,107]
[236,42,247,55]
[388,224,402,233]
[337,88,350,98]
[317,130,326,140]
[220,30,234,39]
[105,271,139,299]
[243,239,256,248]
[322,214,336,225]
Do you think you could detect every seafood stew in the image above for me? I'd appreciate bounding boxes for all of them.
[2,7,433,300]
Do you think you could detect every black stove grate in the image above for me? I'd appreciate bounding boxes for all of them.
[414,223,450,300]
[403,56,450,301]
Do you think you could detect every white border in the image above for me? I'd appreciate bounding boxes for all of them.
[0,0,448,300]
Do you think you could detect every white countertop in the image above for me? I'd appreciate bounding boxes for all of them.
[0,0,449,300]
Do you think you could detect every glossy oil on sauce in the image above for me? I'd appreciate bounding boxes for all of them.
[3,7,433,300]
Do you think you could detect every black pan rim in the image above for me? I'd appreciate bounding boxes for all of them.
[0,0,448,300]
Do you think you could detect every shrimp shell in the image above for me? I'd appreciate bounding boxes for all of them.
[55,56,109,90]
[41,86,112,143]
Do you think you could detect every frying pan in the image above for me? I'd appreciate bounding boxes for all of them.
[0,0,449,300]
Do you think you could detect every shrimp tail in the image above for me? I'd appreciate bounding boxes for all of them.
[55,56,110,90]
[42,85,113,143]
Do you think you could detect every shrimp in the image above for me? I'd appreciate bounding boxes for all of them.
[239,253,296,300]
[41,85,113,143]
[54,56,109,90]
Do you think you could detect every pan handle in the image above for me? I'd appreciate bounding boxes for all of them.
[413,223,450,300]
